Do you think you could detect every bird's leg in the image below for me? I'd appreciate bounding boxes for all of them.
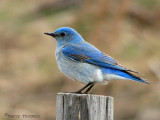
[73,83,93,94]
[84,83,95,94]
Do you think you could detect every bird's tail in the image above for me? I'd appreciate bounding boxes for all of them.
[120,70,149,84]
[102,68,149,84]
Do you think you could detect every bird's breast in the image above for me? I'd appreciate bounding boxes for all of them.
[55,49,104,84]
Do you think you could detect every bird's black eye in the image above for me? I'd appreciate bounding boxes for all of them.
[60,32,66,37]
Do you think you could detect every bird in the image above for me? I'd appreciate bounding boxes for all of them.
[44,27,149,94]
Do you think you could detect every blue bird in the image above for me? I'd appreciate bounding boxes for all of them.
[44,27,149,94]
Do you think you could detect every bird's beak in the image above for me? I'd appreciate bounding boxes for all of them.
[44,32,56,37]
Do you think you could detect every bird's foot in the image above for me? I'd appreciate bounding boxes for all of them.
[64,91,93,94]
[64,91,82,94]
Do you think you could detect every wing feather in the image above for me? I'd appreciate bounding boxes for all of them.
[62,44,138,73]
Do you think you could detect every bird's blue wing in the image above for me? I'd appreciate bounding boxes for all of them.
[62,44,136,72]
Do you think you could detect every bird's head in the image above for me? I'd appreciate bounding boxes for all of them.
[44,27,84,46]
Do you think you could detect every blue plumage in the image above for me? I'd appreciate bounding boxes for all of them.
[62,44,135,71]
[44,27,149,93]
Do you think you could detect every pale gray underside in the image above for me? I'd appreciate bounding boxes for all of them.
[56,46,126,84]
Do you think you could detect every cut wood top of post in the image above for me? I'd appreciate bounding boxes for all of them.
[57,92,113,98]
[56,92,114,120]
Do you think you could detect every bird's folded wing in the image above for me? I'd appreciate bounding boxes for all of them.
[62,44,138,73]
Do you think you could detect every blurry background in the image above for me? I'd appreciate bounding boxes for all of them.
[0,0,160,120]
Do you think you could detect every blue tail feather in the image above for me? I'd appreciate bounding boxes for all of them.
[102,68,149,84]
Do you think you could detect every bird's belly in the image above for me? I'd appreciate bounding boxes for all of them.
[56,53,104,84]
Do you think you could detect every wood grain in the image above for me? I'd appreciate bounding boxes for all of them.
[56,93,114,120]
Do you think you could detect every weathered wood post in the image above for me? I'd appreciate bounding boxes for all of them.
[56,93,114,120]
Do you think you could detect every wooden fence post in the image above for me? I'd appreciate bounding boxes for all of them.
[56,93,114,120]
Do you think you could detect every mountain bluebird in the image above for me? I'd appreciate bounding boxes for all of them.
[44,27,148,94]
